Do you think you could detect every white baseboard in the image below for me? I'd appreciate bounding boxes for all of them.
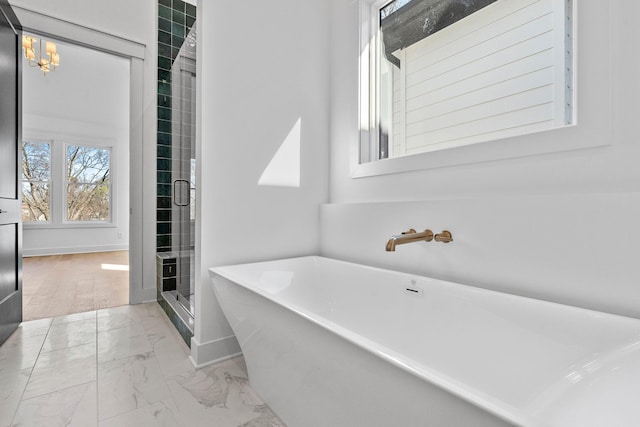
[141,288,158,304]
[189,335,242,368]
[23,244,129,257]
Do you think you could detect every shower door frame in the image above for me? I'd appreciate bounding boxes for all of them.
[171,53,196,315]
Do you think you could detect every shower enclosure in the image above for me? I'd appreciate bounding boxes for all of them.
[156,18,197,341]
[169,24,196,316]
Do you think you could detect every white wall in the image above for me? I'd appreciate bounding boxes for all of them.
[22,41,130,256]
[195,0,330,364]
[8,0,151,45]
[324,0,640,318]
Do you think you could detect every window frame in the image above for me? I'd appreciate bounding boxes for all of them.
[22,136,117,229]
[63,142,114,225]
[21,139,53,224]
[355,0,611,179]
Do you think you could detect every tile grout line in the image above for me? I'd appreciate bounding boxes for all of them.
[98,349,178,425]
[15,380,97,405]
[96,305,161,424]
[143,307,186,424]
[9,304,206,425]
[11,303,281,426]
[9,316,54,426]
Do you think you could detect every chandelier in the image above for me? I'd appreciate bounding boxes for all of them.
[22,36,60,75]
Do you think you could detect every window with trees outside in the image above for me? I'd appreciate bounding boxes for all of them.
[66,145,111,222]
[21,140,112,225]
[21,140,51,222]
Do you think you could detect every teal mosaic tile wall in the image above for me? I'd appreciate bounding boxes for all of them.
[157,0,196,252]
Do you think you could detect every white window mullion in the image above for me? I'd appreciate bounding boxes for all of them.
[398,49,407,157]
[20,140,52,224]
[563,0,574,126]
[53,139,64,226]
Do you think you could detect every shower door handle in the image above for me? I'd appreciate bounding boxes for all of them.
[173,179,190,207]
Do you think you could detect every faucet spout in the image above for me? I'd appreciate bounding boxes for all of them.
[386,229,434,251]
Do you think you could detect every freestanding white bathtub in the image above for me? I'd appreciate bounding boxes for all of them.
[210,256,640,427]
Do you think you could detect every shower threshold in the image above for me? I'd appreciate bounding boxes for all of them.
[160,290,194,345]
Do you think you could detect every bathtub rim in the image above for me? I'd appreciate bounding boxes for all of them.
[210,255,640,427]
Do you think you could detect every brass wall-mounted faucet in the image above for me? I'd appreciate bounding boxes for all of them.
[434,230,453,243]
[385,229,454,251]
[385,229,433,252]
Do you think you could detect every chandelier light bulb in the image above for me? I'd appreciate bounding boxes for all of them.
[45,41,56,55]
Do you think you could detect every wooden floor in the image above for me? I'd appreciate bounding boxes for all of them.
[22,251,129,321]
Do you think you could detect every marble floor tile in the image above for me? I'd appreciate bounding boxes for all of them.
[12,381,97,427]
[137,307,194,379]
[97,324,152,364]
[238,404,288,427]
[96,305,139,332]
[0,332,47,375]
[11,318,52,339]
[97,352,172,421]
[130,302,169,331]
[52,310,96,325]
[151,332,194,380]
[41,317,97,353]
[98,399,180,427]
[167,357,285,427]
[1,303,286,427]
[23,343,97,400]
[32,341,96,370]
[0,368,30,427]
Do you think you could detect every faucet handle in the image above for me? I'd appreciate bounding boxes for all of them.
[401,229,417,235]
[434,230,453,243]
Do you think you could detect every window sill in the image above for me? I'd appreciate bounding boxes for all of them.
[352,123,610,178]
[23,222,116,230]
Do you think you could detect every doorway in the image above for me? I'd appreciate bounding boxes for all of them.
[4,4,150,322]
[20,37,131,320]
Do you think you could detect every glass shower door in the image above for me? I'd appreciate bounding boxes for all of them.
[170,25,196,316]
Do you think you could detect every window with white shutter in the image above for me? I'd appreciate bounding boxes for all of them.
[365,0,573,160]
